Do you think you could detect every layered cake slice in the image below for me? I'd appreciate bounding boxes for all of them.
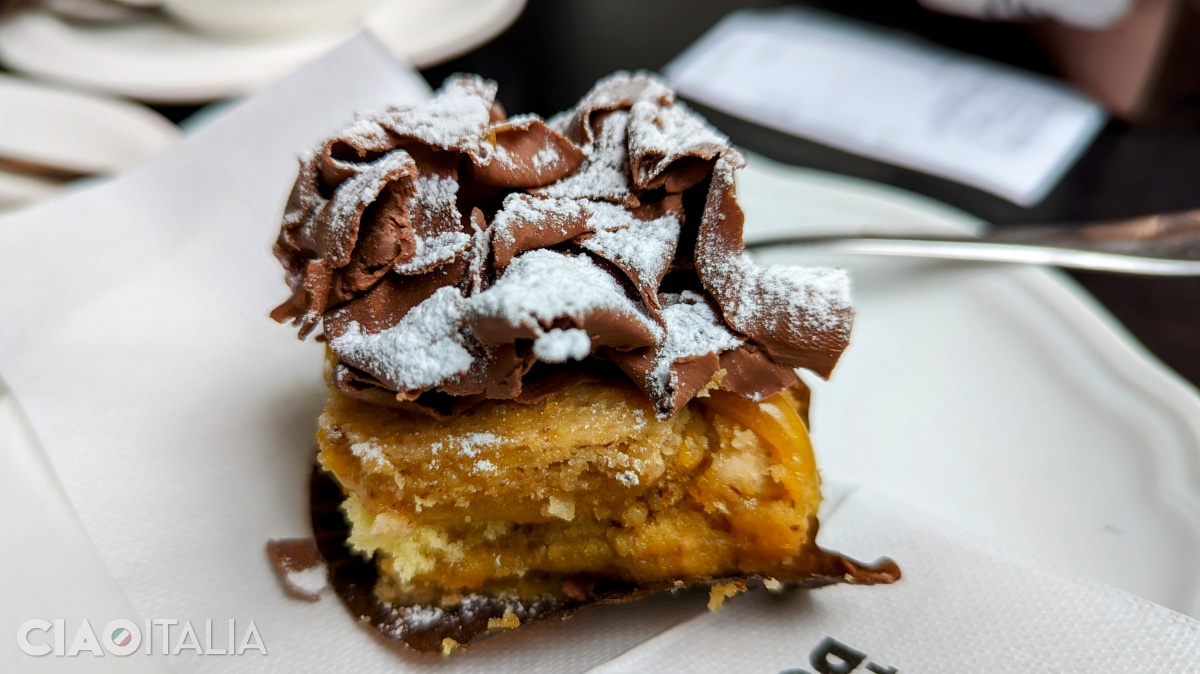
[273,73,898,653]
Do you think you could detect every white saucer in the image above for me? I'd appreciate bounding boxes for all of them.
[0,0,526,103]
[0,74,179,177]
[738,155,1200,616]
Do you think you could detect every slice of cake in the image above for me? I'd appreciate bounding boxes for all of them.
[274,72,898,653]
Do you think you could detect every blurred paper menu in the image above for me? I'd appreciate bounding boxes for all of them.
[664,8,1105,206]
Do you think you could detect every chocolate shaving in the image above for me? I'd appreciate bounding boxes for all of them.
[537,110,635,205]
[267,538,328,602]
[490,194,591,270]
[694,158,853,377]
[273,72,855,417]
[310,468,899,654]
[469,116,587,188]
[549,72,672,146]
[718,344,805,404]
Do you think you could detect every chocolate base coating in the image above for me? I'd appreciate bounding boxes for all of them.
[311,468,900,654]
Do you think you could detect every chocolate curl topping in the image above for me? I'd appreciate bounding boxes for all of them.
[626,98,729,192]
[469,116,587,188]
[550,72,672,146]
[490,194,591,270]
[273,72,855,417]
[694,158,853,377]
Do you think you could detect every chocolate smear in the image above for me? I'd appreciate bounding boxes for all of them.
[267,538,328,602]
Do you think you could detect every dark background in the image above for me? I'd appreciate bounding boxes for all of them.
[416,0,1200,387]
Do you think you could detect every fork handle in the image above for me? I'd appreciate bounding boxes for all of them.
[745,209,1200,276]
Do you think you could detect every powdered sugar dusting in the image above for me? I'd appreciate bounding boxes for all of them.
[533,328,591,363]
[337,111,395,151]
[286,565,328,596]
[468,250,662,340]
[489,196,678,299]
[383,594,500,638]
[733,261,852,334]
[491,194,582,248]
[577,199,633,231]
[560,71,674,143]
[393,231,471,275]
[396,604,445,631]
[627,99,729,182]
[410,172,459,219]
[591,71,673,105]
[331,287,473,392]
[474,140,515,169]
[378,76,495,151]
[649,292,743,403]
[454,432,502,458]
[320,150,416,262]
[466,214,490,294]
[615,470,639,487]
[579,201,679,285]
[539,111,630,202]
[531,143,562,171]
[502,113,539,126]
[350,440,387,468]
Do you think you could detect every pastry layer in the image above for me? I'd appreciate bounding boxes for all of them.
[317,379,821,603]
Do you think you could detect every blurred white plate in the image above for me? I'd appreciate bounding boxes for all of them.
[738,154,1200,616]
[0,0,525,103]
[0,74,179,178]
[3,155,1200,674]
[0,170,60,211]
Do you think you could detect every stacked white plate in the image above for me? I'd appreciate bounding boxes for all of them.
[0,0,527,103]
[0,74,180,211]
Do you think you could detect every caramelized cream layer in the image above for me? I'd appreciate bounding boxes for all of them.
[317,381,821,603]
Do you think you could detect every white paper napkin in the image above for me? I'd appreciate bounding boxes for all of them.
[1,32,1198,674]
[590,485,1200,673]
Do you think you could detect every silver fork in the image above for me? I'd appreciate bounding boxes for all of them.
[745,209,1200,276]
